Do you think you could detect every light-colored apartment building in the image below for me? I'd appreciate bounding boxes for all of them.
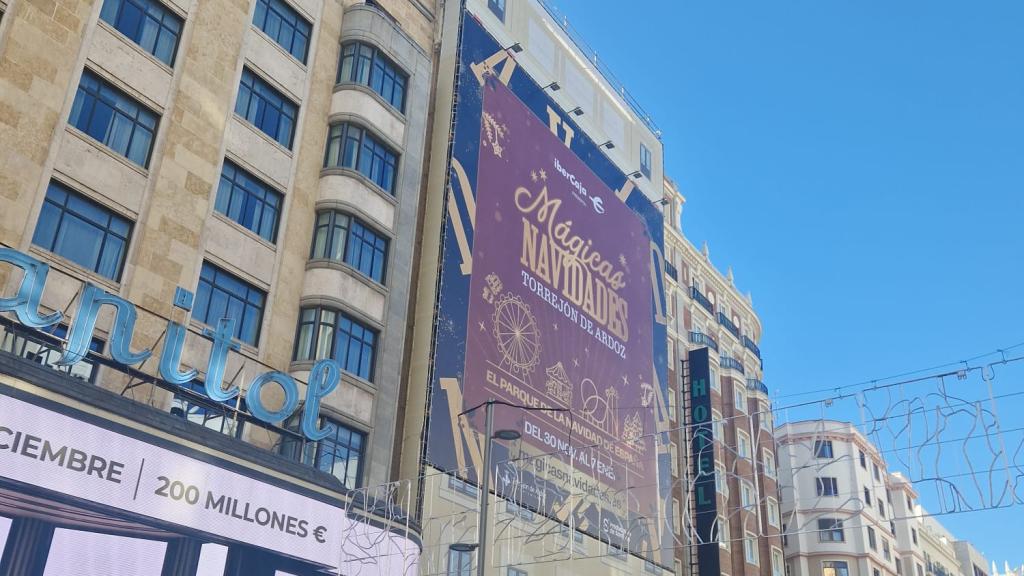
[777,421,987,576]
[661,178,781,576]
[0,0,434,572]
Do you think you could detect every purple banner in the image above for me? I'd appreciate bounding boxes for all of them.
[463,78,657,536]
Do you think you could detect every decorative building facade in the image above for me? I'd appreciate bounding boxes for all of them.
[661,178,780,576]
[0,0,434,573]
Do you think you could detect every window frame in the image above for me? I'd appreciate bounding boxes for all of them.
[70,69,159,167]
[823,561,851,576]
[817,518,845,542]
[193,261,266,347]
[32,180,133,281]
[816,476,839,497]
[323,121,399,194]
[235,67,298,149]
[640,142,652,179]
[814,439,834,459]
[214,159,283,243]
[293,305,378,382]
[310,210,389,284]
[766,497,780,527]
[743,531,759,565]
[253,0,311,63]
[763,448,777,478]
[99,0,183,66]
[289,415,366,489]
[336,41,408,112]
[736,429,751,460]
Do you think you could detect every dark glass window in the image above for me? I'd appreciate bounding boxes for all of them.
[0,324,103,383]
[282,416,365,489]
[69,69,158,167]
[32,181,132,280]
[816,477,839,496]
[447,549,472,576]
[640,142,652,178]
[337,42,407,111]
[193,262,266,346]
[169,379,245,438]
[214,159,283,243]
[293,306,376,381]
[323,122,398,193]
[253,0,311,63]
[310,211,388,283]
[817,519,844,542]
[99,0,182,65]
[814,439,834,458]
[487,0,505,21]
[859,449,867,468]
[235,68,297,149]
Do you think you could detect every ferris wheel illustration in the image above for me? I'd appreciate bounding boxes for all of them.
[492,292,541,376]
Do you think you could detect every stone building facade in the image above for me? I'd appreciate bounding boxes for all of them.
[0,0,435,572]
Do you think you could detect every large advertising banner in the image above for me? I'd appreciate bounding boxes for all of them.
[424,8,670,564]
[462,76,657,532]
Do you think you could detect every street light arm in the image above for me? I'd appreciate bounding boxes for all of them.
[457,398,571,418]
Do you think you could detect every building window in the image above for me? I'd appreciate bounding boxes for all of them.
[235,67,297,149]
[310,211,389,283]
[194,262,266,346]
[823,561,850,576]
[763,449,777,478]
[741,481,755,508]
[873,462,881,481]
[323,122,398,193]
[33,181,132,281]
[99,0,182,65]
[737,429,751,459]
[70,69,158,167]
[717,516,730,549]
[782,523,788,547]
[710,365,720,390]
[864,487,871,504]
[508,568,527,576]
[816,477,839,497]
[169,379,245,438]
[817,518,844,542]
[744,532,759,565]
[447,548,472,576]
[912,528,918,544]
[883,539,891,561]
[917,565,924,576]
[640,142,652,178]
[505,501,534,522]
[766,498,780,527]
[814,439,834,458]
[448,475,478,497]
[253,0,310,62]
[867,526,877,550]
[0,324,103,383]
[215,160,283,243]
[859,448,867,468]
[760,402,772,430]
[874,570,881,576]
[712,409,724,442]
[606,542,627,561]
[487,0,505,21]
[337,42,407,111]
[293,306,377,381]
[734,384,746,412]
[286,416,365,489]
[877,498,885,518]
[772,548,784,576]
[715,464,728,495]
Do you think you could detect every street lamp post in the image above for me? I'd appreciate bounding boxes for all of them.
[456,399,568,576]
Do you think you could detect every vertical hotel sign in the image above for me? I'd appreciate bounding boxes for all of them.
[688,347,721,575]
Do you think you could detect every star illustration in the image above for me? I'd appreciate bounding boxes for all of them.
[539,169,547,181]
[572,358,579,367]
[618,254,627,267]
[552,322,559,331]
[584,346,590,355]
[621,374,630,386]
[531,170,538,182]
[478,321,486,332]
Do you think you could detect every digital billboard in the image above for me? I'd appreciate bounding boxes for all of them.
[424,8,670,563]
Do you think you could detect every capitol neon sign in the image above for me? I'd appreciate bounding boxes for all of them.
[0,248,339,442]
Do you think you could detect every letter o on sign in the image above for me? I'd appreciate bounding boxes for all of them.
[246,372,300,423]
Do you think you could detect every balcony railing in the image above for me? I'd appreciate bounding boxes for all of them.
[718,312,739,339]
[743,335,761,359]
[665,262,678,282]
[689,331,718,352]
[690,286,714,314]
[721,356,745,374]
[747,378,768,395]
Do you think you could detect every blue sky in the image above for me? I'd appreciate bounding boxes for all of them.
[553,0,1024,566]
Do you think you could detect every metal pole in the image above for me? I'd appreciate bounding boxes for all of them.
[477,401,494,576]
